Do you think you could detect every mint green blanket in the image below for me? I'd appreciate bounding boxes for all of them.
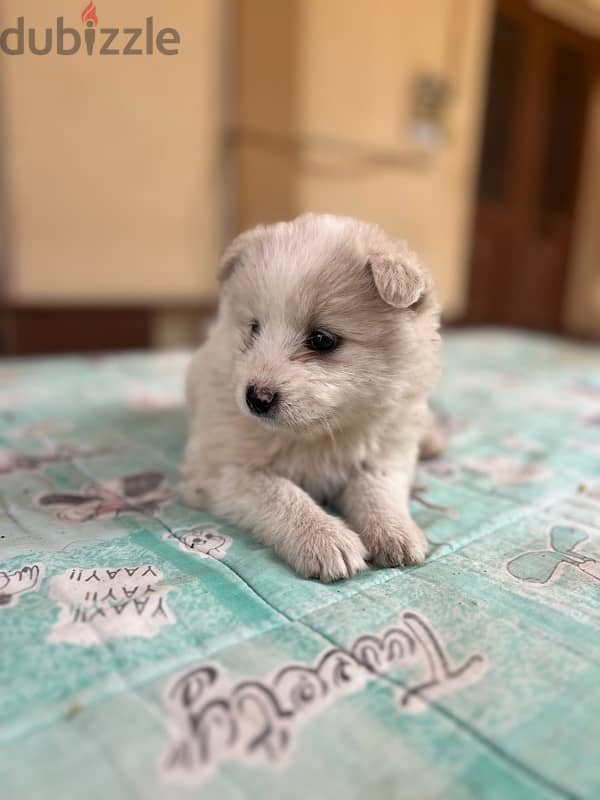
[1,330,599,799]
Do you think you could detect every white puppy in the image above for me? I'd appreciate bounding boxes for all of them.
[182,214,442,581]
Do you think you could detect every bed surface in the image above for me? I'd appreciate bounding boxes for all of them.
[1,329,599,799]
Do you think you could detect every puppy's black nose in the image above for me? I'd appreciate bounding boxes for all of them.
[246,385,279,416]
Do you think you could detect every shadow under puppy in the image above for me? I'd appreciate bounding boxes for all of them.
[182,214,442,581]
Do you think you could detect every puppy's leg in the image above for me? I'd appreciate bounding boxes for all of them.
[182,469,367,582]
[338,457,428,568]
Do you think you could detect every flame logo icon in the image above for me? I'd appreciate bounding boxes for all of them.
[81,1,99,26]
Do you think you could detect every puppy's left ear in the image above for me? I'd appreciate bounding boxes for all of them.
[218,225,266,284]
[367,239,428,309]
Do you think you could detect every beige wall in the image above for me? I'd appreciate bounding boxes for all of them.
[2,0,222,304]
[236,0,493,317]
[4,1,597,332]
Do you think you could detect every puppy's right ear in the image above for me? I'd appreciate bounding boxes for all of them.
[218,225,266,284]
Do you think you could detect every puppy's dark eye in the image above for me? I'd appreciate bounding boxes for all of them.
[250,319,260,335]
[306,329,339,353]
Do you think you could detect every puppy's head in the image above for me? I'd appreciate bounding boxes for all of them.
[217,214,440,434]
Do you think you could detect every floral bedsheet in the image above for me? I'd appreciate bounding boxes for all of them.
[1,329,599,799]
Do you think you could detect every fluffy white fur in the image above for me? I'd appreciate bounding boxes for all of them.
[182,214,442,581]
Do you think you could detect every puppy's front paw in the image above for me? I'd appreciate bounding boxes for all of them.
[290,519,368,582]
[364,518,428,568]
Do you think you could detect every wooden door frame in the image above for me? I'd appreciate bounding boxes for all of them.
[463,0,600,332]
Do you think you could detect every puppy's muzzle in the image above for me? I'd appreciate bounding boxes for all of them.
[246,384,279,417]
